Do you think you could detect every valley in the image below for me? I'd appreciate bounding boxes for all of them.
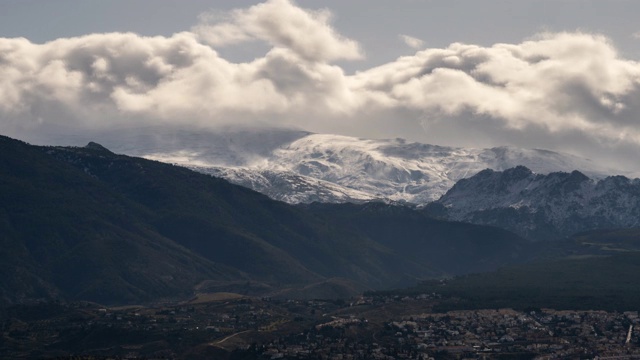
[3,133,640,359]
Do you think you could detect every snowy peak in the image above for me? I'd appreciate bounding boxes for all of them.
[260,133,619,203]
[437,166,640,240]
[439,166,593,213]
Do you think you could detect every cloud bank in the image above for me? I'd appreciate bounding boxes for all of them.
[1,0,640,171]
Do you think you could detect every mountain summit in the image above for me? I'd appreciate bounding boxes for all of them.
[435,166,640,241]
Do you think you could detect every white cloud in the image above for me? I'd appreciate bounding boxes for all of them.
[1,1,640,171]
[353,33,640,144]
[633,31,640,39]
[399,34,424,49]
[192,0,362,62]
[0,30,364,134]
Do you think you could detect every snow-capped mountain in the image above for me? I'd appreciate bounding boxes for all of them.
[52,126,633,204]
[258,133,620,203]
[434,166,640,240]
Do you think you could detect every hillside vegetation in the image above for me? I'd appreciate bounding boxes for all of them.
[390,228,640,311]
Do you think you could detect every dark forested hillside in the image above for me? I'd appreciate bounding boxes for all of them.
[301,202,531,275]
[388,228,640,312]
[0,136,243,305]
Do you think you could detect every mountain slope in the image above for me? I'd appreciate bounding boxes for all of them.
[435,166,640,240]
[398,228,640,311]
[302,202,531,275]
[44,142,431,291]
[0,137,243,305]
[194,166,376,204]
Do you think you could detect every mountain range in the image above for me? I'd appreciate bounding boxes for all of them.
[0,134,531,306]
[5,126,640,307]
[38,126,630,205]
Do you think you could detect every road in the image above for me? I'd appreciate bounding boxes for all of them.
[213,330,251,345]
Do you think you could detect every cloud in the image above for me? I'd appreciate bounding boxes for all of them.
[0,31,363,135]
[1,0,640,172]
[354,33,640,144]
[399,34,424,49]
[634,31,640,39]
[192,0,362,62]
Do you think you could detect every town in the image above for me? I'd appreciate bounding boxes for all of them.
[2,293,640,359]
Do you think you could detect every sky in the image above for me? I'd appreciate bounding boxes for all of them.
[1,0,640,172]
